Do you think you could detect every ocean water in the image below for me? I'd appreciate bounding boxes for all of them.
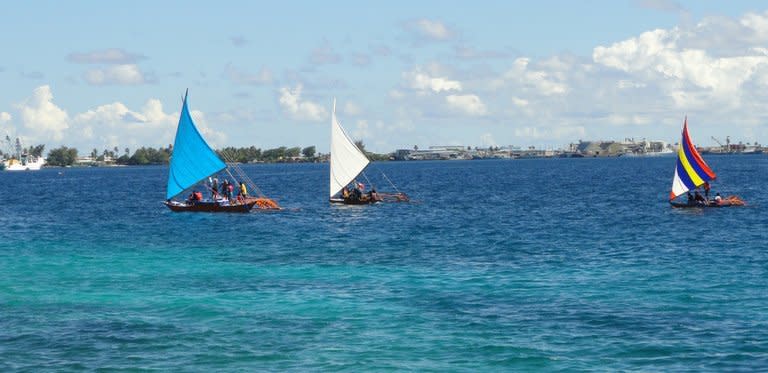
[1,156,767,371]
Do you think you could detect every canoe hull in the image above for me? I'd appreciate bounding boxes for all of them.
[670,195,746,208]
[329,192,409,205]
[164,200,256,213]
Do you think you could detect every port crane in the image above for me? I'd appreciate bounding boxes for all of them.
[711,136,730,152]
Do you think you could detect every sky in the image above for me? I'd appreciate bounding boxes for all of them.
[2,0,768,153]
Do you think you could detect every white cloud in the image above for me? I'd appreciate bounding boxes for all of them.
[446,94,487,116]
[0,112,11,124]
[343,102,363,116]
[278,84,327,121]
[593,14,768,107]
[617,80,647,89]
[502,58,568,96]
[84,64,150,85]
[16,85,69,142]
[389,89,405,99]
[403,67,462,93]
[5,86,231,151]
[511,97,529,107]
[353,119,371,140]
[514,126,586,140]
[71,98,226,150]
[405,19,455,41]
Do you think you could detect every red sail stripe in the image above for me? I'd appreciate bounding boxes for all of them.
[682,119,716,180]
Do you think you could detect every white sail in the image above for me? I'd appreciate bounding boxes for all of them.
[329,98,370,198]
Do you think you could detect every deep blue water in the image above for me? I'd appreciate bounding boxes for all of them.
[1,156,767,371]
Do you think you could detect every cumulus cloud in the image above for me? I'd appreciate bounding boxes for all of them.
[592,15,768,108]
[224,64,273,85]
[403,67,462,93]
[404,19,455,42]
[84,64,151,85]
[278,84,327,121]
[3,85,231,151]
[446,94,487,116]
[16,85,69,142]
[68,48,146,64]
[511,97,529,107]
[71,98,225,150]
[501,58,568,96]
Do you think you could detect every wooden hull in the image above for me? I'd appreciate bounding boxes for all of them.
[670,196,746,208]
[165,197,280,213]
[330,197,380,205]
[329,192,409,205]
[165,200,256,213]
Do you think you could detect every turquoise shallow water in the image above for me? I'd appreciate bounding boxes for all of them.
[1,157,767,371]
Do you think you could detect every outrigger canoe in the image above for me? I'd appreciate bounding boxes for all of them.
[668,117,745,208]
[164,91,280,213]
[329,98,409,205]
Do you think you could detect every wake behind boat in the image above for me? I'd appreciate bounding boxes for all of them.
[164,91,280,213]
[668,117,745,208]
[329,99,408,205]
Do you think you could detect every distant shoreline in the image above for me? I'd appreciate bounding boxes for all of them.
[27,151,766,170]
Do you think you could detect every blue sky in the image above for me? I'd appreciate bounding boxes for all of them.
[2,0,768,153]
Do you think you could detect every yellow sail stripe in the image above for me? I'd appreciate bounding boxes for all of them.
[678,145,704,186]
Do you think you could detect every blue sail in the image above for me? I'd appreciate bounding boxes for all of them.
[166,93,226,199]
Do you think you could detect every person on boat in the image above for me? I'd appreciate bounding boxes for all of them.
[211,177,219,199]
[239,182,248,198]
[714,192,722,204]
[228,181,235,201]
[221,179,230,200]
[341,187,350,199]
[369,188,380,202]
[686,192,694,205]
[694,191,707,205]
[349,182,363,201]
[703,182,711,199]
[188,190,203,204]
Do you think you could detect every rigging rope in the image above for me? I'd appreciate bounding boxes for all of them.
[218,149,265,198]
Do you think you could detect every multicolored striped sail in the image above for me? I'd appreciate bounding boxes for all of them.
[669,117,716,200]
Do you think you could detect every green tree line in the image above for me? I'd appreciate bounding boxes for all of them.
[43,142,391,167]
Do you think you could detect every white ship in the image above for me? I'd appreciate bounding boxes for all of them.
[2,136,46,171]
[4,155,45,171]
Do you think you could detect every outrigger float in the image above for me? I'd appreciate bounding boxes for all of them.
[163,91,280,213]
[668,117,745,208]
